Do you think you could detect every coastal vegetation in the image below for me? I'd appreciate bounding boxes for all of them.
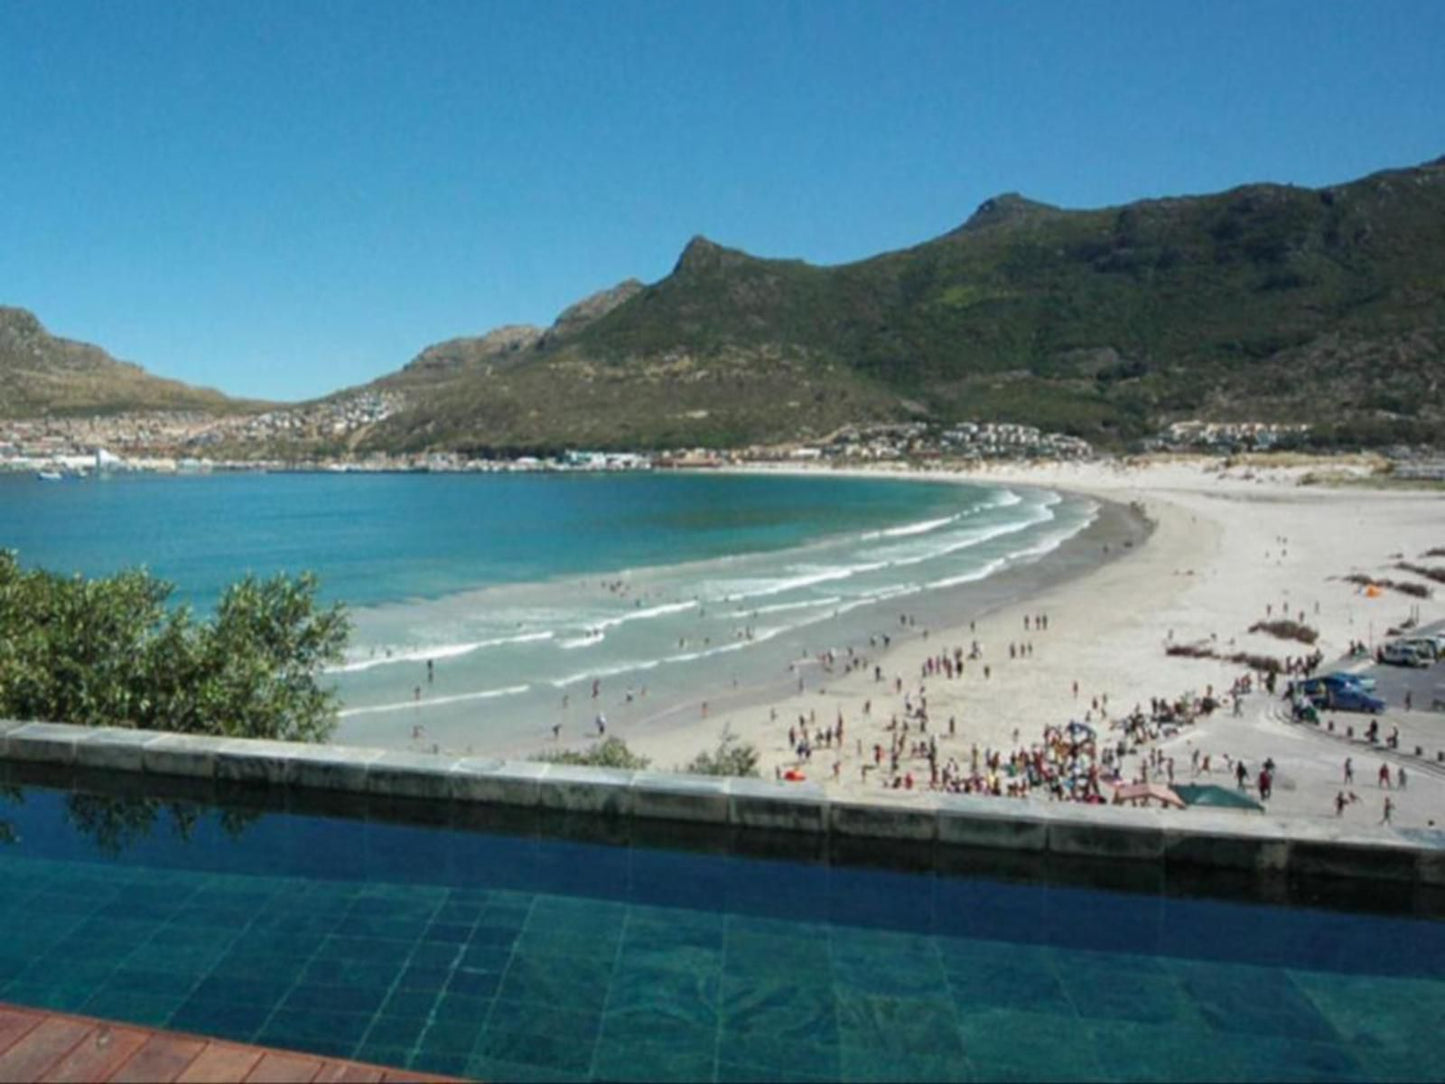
[1248,619,1320,644]
[533,729,763,778]
[1342,572,1432,599]
[0,552,349,741]
[681,727,762,778]
[533,736,651,770]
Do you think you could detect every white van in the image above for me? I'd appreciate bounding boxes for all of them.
[1399,637,1441,662]
[1381,642,1431,667]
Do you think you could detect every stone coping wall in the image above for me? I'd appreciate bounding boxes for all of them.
[2,720,1443,887]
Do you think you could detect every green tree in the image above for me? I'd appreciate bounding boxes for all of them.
[533,736,651,769]
[682,726,761,778]
[0,551,349,742]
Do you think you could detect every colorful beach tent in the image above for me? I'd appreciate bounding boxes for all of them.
[1111,782,1186,809]
[1172,784,1266,812]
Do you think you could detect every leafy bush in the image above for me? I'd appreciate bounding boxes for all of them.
[0,551,349,741]
[533,736,651,769]
[1248,620,1319,644]
[681,727,761,778]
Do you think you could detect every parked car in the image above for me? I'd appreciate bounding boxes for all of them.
[1322,670,1377,692]
[1293,676,1387,713]
[1380,642,1432,668]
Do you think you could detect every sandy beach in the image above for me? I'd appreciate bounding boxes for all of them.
[622,457,1445,830]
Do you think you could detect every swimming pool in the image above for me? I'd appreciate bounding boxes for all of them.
[0,769,1440,1083]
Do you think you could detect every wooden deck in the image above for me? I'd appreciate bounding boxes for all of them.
[0,1004,456,1083]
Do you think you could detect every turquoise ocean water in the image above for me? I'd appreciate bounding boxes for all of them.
[0,471,1096,753]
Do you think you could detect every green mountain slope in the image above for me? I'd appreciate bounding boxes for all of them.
[366,155,1445,451]
[0,307,258,417]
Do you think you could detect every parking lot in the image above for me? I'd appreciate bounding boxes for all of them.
[1340,619,1445,712]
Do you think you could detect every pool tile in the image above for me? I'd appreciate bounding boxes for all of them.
[717,1033,842,1080]
[302,956,406,988]
[416,1017,484,1058]
[410,1050,473,1076]
[617,907,726,972]
[957,1008,1106,1082]
[108,964,207,998]
[432,991,492,1026]
[720,973,839,1044]
[338,914,432,941]
[1226,1037,1368,1083]
[282,981,391,1016]
[188,975,287,1007]
[257,1007,371,1051]
[168,995,274,1041]
[209,949,306,983]
[363,1013,430,1048]
[459,942,512,971]
[0,980,87,1012]
[608,964,720,1029]
[475,1022,598,1075]
[1290,970,1445,1050]
[446,968,501,999]
[514,926,622,959]
[1087,1020,1246,1082]
[496,951,616,1012]
[314,935,414,964]
[354,1042,415,1070]
[836,990,965,1058]
[938,939,1075,1015]
[422,922,474,944]
[1166,960,1337,1042]
[832,929,947,998]
[840,1047,974,1083]
[717,1059,838,1083]
[466,1054,590,1083]
[528,894,628,933]
[591,1039,717,1083]
[726,929,832,975]
[395,963,455,991]
[599,1006,718,1050]
[1053,949,1204,1027]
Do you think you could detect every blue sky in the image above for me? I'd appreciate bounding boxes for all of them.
[1,0,1441,402]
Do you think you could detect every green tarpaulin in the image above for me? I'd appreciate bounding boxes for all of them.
[1173,784,1265,812]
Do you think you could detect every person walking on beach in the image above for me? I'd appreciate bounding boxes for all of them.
[1382,796,1394,825]
[1343,757,1353,785]
[1335,791,1347,817]
[1379,763,1391,788]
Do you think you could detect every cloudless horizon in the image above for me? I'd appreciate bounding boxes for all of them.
[2,0,1442,402]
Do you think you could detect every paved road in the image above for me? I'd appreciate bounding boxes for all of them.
[1330,619,1445,712]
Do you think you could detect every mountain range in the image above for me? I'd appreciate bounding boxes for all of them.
[6,154,1445,450]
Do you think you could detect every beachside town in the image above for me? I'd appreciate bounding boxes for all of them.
[0,396,1376,477]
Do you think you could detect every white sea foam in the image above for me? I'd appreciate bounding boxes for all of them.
[860,515,957,541]
[338,683,532,717]
[592,599,698,630]
[739,596,842,617]
[558,631,606,649]
[332,631,554,673]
